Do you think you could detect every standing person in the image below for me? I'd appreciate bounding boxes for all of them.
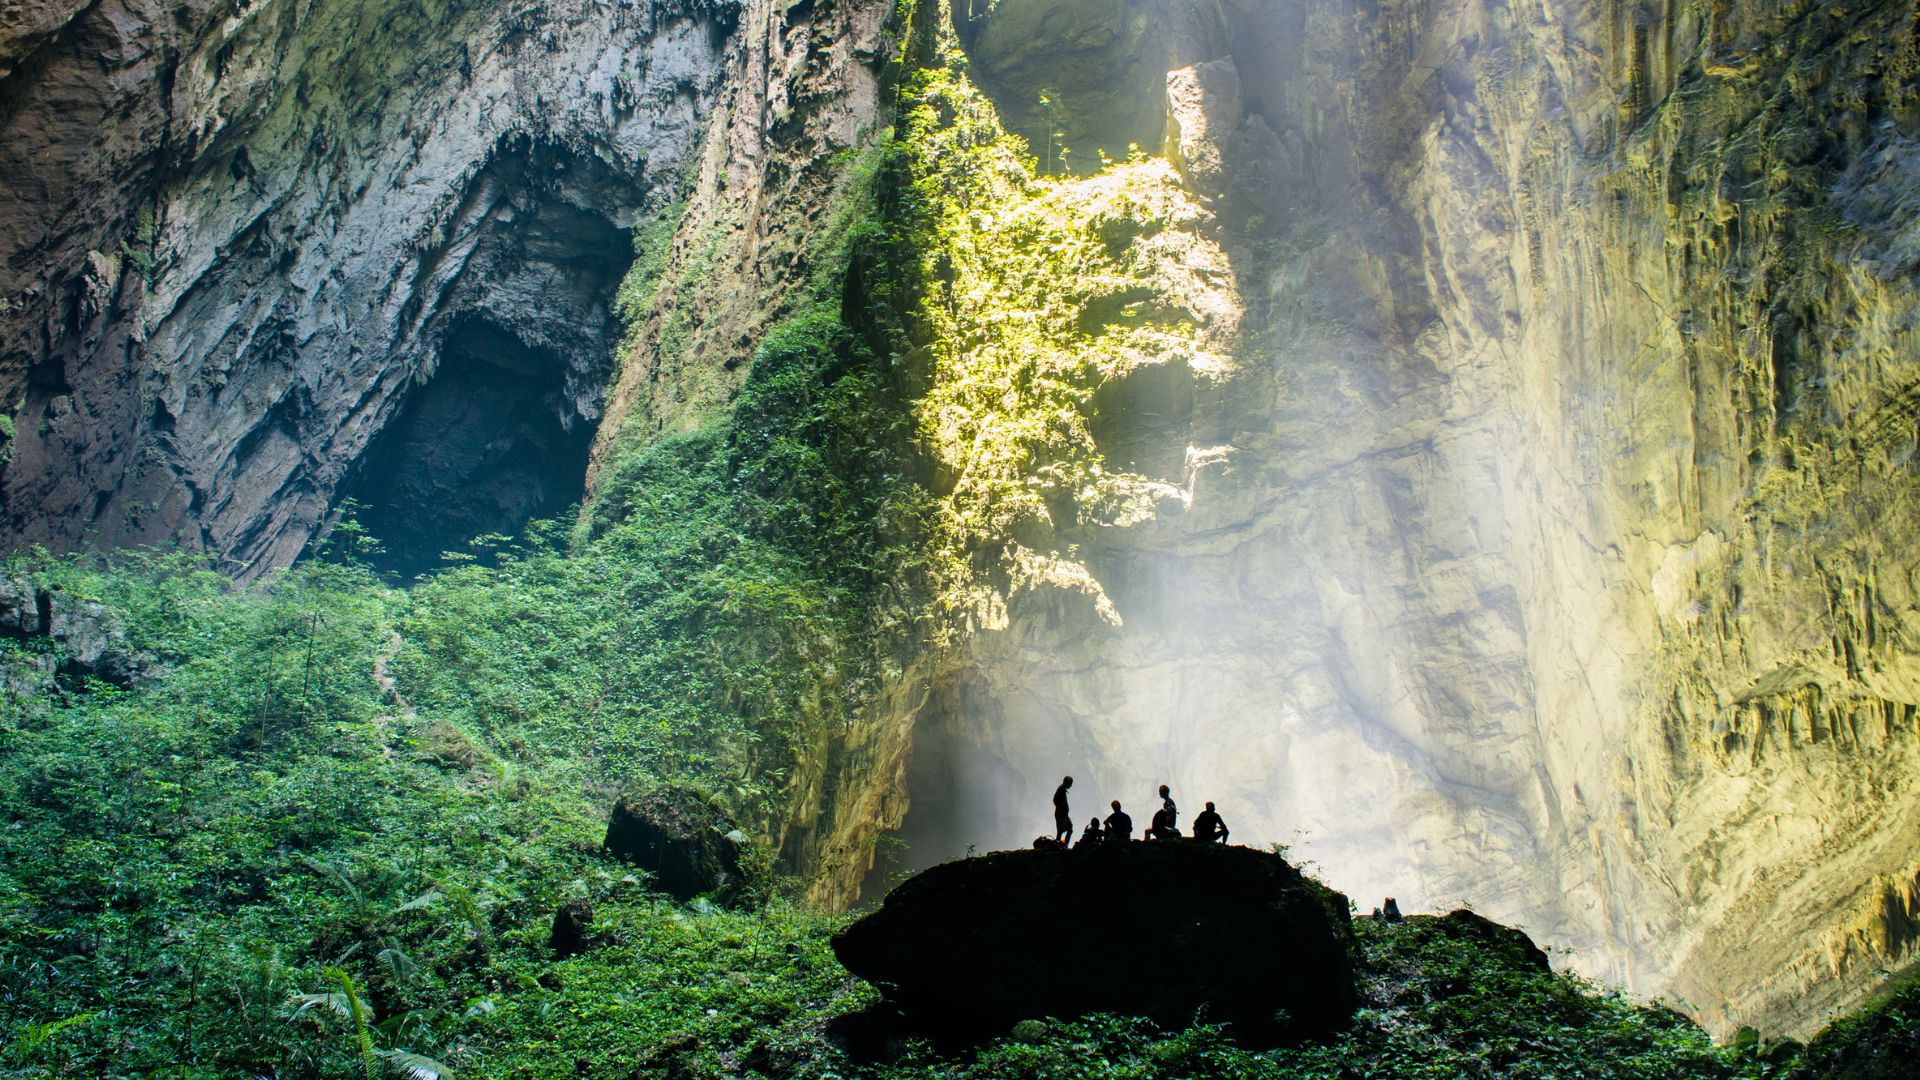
[1104,800,1133,842]
[1147,784,1180,840]
[1192,801,1229,843]
[1053,776,1074,844]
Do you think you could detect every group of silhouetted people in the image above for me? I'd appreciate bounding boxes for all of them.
[1051,776,1230,848]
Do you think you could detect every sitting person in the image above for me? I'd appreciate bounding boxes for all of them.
[1104,800,1133,842]
[1076,816,1103,849]
[1191,801,1229,843]
[1147,784,1180,840]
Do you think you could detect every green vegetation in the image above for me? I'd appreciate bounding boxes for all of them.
[1793,963,1920,1080]
[880,29,1240,630]
[0,589,1853,1078]
[0,2,1907,1077]
[614,201,688,349]
[0,553,588,1076]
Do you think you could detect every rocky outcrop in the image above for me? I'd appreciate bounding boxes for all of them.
[0,574,146,691]
[832,843,1357,1045]
[604,787,750,904]
[548,897,596,959]
[0,0,738,573]
[1398,908,1552,976]
[588,0,894,452]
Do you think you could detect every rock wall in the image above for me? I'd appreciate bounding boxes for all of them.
[864,0,1920,1040]
[0,0,736,572]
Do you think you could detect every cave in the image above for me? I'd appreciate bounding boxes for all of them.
[340,320,596,576]
[335,139,640,577]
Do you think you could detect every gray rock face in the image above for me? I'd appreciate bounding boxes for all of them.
[841,0,1920,1042]
[0,574,145,691]
[0,0,737,573]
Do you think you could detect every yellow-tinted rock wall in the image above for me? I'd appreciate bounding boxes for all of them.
[860,0,1920,1039]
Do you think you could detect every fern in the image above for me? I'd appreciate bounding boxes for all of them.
[332,968,378,1080]
[290,968,377,1080]
[9,1012,94,1067]
[382,1049,456,1079]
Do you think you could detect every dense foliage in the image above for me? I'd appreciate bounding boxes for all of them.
[0,553,604,1076]
[4,549,1878,1077]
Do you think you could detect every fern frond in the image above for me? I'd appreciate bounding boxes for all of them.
[325,967,378,1080]
[381,1049,455,1079]
[289,991,350,1021]
[394,890,442,913]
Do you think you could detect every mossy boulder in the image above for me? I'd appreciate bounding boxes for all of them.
[832,842,1357,1045]
[603,788,748,904]
[1412,908,1552,973]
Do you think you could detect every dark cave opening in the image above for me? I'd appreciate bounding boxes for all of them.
[340,319,596,577]
[333,138,647,578]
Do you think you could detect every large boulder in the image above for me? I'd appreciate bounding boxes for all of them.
[602,788,748,904]
[832,842,1357,1045]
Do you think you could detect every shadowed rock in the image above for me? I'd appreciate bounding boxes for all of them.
[833,842,1357,1046]
[1421,909,1551,973]
[549,897,595,959]
[603,788,747,904]
[0,576,147,691]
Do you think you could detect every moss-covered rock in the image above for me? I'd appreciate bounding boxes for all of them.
[605,787,750,905]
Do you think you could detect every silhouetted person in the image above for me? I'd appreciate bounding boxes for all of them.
[1053,776,1074,843]
[1382,897,1403,923]
[1191,801,1228,843]
[1076,816,1103,849]
[1147,783,1179,840]
[1104,800,1132,842]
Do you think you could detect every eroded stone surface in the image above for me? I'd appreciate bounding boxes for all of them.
[850,0,1920,1041]
[0,0,737,573]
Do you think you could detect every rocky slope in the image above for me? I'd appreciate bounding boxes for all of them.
[7,0,1920,1044]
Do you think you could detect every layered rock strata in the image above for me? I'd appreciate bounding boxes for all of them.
[0,0,736,571]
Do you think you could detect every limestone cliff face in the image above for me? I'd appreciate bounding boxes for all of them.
[865,0,1920,1041]
[0,0,735,571]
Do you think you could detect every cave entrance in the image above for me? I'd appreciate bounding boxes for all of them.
[340,319,596,577]
[332,137,643,578]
